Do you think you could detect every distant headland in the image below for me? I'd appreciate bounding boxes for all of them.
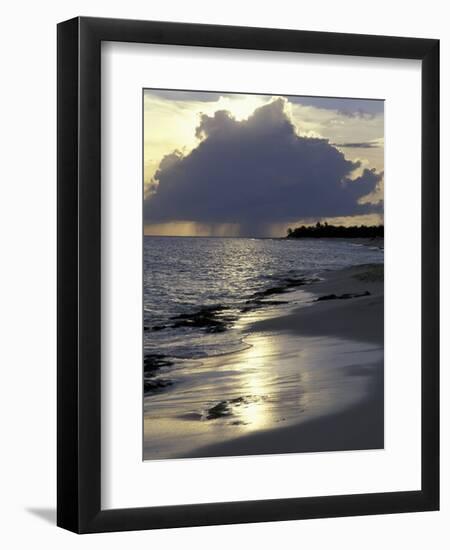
[286,222,384,239]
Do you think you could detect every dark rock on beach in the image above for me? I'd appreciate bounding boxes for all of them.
[206,401,233,420]
[316,290,371,302]
[316,293,338,301]
[149,277,321,332]
[143,353,174,394]
[205,395,263,420]
[240,276,318,313]
[144,353,173,374]
[284,276,320,287]
[339,291,371,299]
[144,378,173,393]
[170,304,234,333]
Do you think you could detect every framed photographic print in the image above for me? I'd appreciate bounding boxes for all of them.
[57,17,439,533]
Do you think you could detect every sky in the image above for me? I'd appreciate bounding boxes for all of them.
[143,89,384,237]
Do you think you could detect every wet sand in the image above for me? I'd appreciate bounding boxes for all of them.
[184,264,384,459]
[186,378,383,457]
[250,263,384,344]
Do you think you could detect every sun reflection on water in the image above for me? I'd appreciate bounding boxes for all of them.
[222,332,309,431]
[234,335,276,429]
[144,331,383,459]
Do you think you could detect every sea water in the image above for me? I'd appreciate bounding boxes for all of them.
[144,236,383,359]
[143,236,384,458]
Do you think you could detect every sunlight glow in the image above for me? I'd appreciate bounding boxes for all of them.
[143,90,384,237]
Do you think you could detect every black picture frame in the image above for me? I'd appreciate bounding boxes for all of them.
[57,16,439,533]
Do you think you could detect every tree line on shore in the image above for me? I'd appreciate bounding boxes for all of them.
[286,222,384,239]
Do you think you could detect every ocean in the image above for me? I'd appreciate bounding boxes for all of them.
[143,236,384,459]
[143,236,383,360]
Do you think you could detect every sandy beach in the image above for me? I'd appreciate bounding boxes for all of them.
[183,263,384,458]
[250,263,384,344]
[144,261,384,460]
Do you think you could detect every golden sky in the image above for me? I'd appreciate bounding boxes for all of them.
[144,90,384,237]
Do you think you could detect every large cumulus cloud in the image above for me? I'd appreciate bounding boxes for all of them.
[145,99,383,230]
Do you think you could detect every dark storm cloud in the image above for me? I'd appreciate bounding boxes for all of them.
[145,99,383,228]
[145,89,230,102]
[334,141,380,148]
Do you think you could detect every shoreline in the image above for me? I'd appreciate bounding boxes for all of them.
[144,262,384,460]
[185,375,383,458]
[182,263,384,459]
[248,263,384,345]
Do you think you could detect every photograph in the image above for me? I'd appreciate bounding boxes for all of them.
[142,89,385,460]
